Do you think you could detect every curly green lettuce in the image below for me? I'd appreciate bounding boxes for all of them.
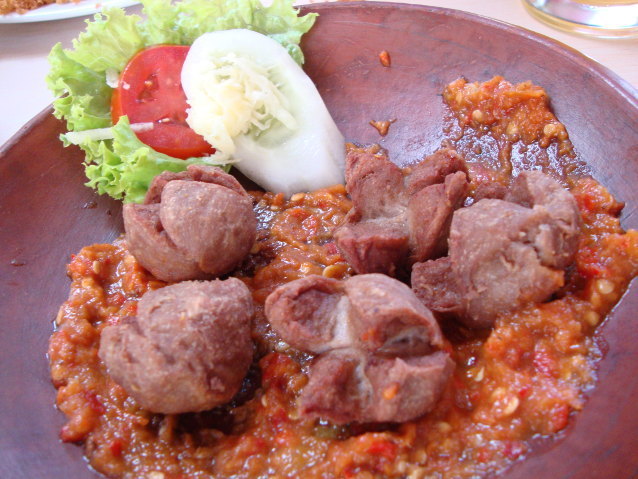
[46,0,317,203]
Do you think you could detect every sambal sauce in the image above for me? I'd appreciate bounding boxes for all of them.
[49,78,638,479]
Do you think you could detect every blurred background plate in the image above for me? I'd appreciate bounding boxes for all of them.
[0,2,637,478]
[0,0,138,23]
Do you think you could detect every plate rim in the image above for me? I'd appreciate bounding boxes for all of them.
[302,1,638,106]
[0,0,138,24]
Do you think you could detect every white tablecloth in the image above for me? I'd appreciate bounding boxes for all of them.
[1,0,636,146]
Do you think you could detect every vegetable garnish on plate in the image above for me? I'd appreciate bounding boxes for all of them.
[181,29,345,197]
[110,45,216,160]
[47,0,344,203]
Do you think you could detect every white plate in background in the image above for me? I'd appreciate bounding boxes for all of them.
[0,0,138,23]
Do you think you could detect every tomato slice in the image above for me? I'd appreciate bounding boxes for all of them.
[111,45,215,159]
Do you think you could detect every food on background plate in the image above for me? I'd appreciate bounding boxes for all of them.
[0,0,64,15]
[47,0,345,203]
[45,2,638,477]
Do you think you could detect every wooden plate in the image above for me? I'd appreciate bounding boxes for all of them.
[1,2,637,478]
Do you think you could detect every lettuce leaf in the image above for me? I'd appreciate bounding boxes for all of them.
[141,0,315,64]
[67,7,147,73]
[47,43,113,132]
[46,0,317,202]
[68,117,225,204]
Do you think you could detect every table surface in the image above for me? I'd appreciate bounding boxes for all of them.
[0,0,636,147]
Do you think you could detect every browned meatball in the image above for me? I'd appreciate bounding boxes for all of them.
[123,165,256,282]
[333,148,468,276]
[344,274,444,355]
[264,275,346,354]
[331,220,410,278]
[265,274,442,356]
[344,149,407,218]
[407,169,468,262]
[412,170,582,328]
[505,170,582,269]
[99,279,253,414]
[265,274,453,424]
[300,349,453,424]
[449,199,567,327]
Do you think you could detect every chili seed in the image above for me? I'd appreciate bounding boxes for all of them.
[414,448,428,465]
[408,467,427,479]
[595,279,614,295]
[55,306,65,326]
[543,123,559,136]
[437,421,452,433]
[502,397,520,416]
[491,387,506,400]
[506,122,519,136]
[584,310,600,326]
[322,263,347,279]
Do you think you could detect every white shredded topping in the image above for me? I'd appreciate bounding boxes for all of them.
[180,29,345,196]
[200,154,240,165]
[130,122,155,133]
[63,123,236,166]
[105,69,120,88]
[182,51,297,156]
[64,128,116,144]
[64,122,154,144]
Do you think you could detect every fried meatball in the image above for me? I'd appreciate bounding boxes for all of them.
[265,274,453,424]
[99,279,253,414]
[333,148,468,276]
[412,170,582,328]
[123,164,257,282]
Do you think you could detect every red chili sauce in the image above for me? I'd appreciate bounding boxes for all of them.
[49,78,638,479]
